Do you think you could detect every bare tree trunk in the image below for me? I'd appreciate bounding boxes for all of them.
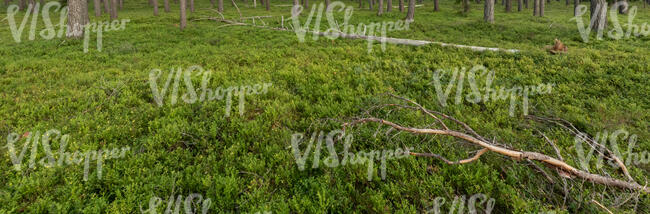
[506,0,511,11]
[484,0,494,23]
[153,0,159,15]
[103,0,110,13]
[434,0,438,11]
[377,0,383,15]
[218,0,223,11]
[533,0,538,15]
[463,0,470,12]
[387,0,392,12]
[399,0,403,11]
[265,0,269,10]
[539,0,544,16]
[67,0,86,38]
[518,0,522,11]
[573,0,579,15]
[190,0,194,12]
[119,0,123,9]
[165,0,170,12]
[359,0,363,8]
[565,0,568,6]
[619,0,628,14]
[590,0,607,33]
[303,0,308,9]
[18,0,25,11]
[180,0,187,30]
[405,0,414,21]
[368,0,373,9]
[94,0,102,16]
[525,0,528,8]
[110,0,118,20]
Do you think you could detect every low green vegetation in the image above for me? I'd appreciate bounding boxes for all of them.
[0,0,648,213]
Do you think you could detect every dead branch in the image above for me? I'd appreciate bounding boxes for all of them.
[527,115,635,183]
[342,94,650,194]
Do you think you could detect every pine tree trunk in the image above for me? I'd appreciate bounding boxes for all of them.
[368,0,373,10]
[539,0,544,16]
[94,0,101,16]
[463,0,470,12]
[484,0,494,23]
[119,0,123,9]
[518,0,522,11]
[434,0,439,11]
[165,0,170,12]
[619,0,628,14]
[590,0,607,33]
[399,0,403,11]
[180,0,187,30]
[405,0,414,21]
[190,0,194,12]
[110,0,118,20]
[506,0,511,12]
[219,0,223,11]
[103,0,110,13]
[67,0,86,38]
[153,0,159,15]
[533,0,538,15]
[377,0,383,15]
[525,0,528,8]
[265,0,270,10]
[387,0,392,12]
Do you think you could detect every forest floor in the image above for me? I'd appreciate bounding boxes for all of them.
[0,0,649,213]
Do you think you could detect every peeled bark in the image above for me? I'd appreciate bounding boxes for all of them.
[377,0,383,15]
[94,0,101,16]
[165,0,170,12]
[405,0,415,21]
[67,0,86,38]
[110,0,118,20]
[484,0,494,23]
[180,0,187,30]
[153,0,159,15]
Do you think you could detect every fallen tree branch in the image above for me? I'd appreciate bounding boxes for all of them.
[342,94,649,193]
[196,16,520,53]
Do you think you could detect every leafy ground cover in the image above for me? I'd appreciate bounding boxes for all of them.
[0,0,648,213]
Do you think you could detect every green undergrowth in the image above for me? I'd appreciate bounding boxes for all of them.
[0,0,648,213]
